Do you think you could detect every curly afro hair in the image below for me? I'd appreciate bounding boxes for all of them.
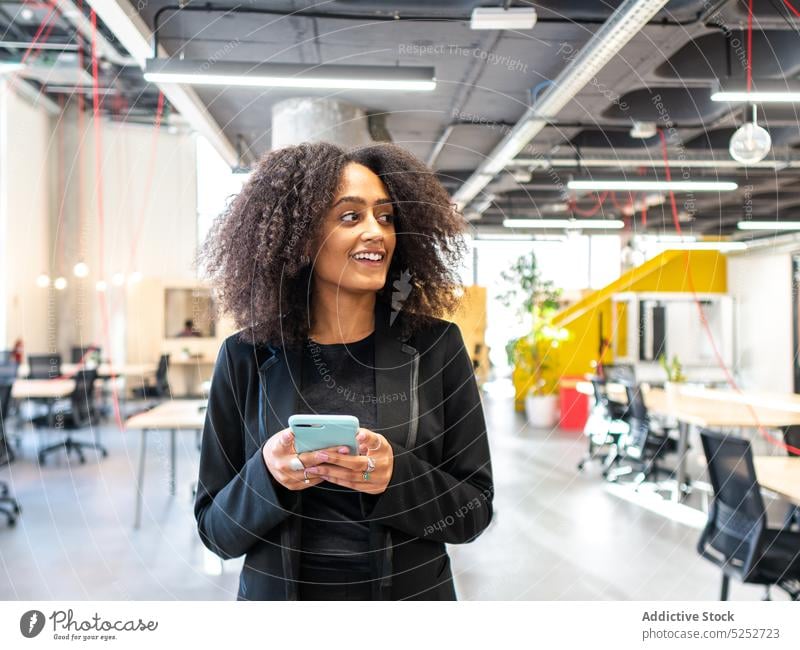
[200,141,468,347]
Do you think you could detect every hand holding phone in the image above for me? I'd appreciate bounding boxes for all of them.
[288,414,360,456]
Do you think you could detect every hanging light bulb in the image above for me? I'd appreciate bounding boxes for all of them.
[54,276,68,290]
[36,273,51,288]
[730,105,771,164]
[95,280,108,292]
[73,261,90,278]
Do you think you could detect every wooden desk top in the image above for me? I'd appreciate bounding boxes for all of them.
[125,399,207,430]
[11,379,75,400]
[645,388,800,428]
[754,456,800,506]
[18,363,155,378]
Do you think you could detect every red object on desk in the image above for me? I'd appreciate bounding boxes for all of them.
[559,376,589,431]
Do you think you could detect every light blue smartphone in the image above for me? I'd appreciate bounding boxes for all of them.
[288,414,360,455]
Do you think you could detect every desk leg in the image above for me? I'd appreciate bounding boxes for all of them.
[170,429,176,497]
[674,421,691,503]
[134,429,148,529]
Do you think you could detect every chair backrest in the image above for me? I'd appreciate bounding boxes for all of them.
[155,354,170,391]
[70,369,98,427]
[622,382,649,454]
[0,362,19,383]
[782,426,800,458]
[699,430,766,573]
[0,383,12,467]
[28,353,62,379]
[603,363,636,385]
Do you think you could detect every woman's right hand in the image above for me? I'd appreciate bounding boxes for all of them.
[262,427,349,491]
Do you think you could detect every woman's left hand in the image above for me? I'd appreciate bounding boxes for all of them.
[305,428,393,494]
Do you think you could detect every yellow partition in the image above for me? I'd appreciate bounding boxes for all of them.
[512,250,727,410]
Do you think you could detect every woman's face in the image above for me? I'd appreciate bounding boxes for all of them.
[310,162,397,296]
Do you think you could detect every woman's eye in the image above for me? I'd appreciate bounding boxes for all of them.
[378,213,395,223]
[340,212,358,223]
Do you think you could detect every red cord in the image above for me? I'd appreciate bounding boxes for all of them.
[747,0,754,92]
[570,191,608,217]
[20,1,56,64]
[784,0,800,18]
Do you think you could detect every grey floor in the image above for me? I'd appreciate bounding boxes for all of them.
[0,393,796,600]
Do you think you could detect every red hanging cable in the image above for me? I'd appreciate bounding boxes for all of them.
[658,128,800,455]
[20,0,56,64]
[784,0,800,20]
[570,191,608,217]
[747,0,754,92]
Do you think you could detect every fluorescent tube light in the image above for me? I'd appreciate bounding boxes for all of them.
[476,233,566,241]
[711,79,800,103]
[503,218,624,230]
[567,180,738,192]
[737,220,800,231]
[470,7,537,30]
[664,241,747,251]
[0,61,23,74]
[144,59,436,91]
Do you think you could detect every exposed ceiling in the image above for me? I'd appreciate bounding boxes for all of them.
[2,0,800,238]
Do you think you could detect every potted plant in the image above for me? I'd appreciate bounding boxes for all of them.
[498,251,566,427]
[658,353,686,399]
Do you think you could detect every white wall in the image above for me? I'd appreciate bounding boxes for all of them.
[0,79,53,355]
[728,250,794,392]
[0,85,199,363]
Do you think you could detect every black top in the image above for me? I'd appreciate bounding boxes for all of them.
[298,331,378,578]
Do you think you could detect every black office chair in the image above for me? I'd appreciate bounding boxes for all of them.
[605,382,678,484]
[32,369,108,464]
[602,363,636,385]
[27,354,62,379]
[70,346,100,364]
[577,376,630,473]
[698,430,800,600]
[781,426,800,530]
[131,354,171,399]
[0,383,20,526]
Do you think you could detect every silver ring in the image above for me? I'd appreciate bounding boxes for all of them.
[289,455,304,472]
[365,456,376,472]
[303,469,311,484]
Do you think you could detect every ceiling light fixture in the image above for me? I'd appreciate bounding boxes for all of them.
[729,105,771,165]
[503,218,624,230]
[567,179,738,192]
[711,79,800,103]
[143,59,436,91]
[470,7,538,30]
[737,220,800,231]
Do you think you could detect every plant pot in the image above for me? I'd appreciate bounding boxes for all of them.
[524,394,559,429]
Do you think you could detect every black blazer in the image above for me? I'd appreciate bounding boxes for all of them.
[194,301,494,600]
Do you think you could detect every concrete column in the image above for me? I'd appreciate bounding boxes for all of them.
[271,97,373,149]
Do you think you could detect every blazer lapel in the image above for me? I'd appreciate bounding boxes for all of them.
[258,301,419,450]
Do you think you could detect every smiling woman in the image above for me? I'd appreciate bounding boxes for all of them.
[195,141,494,601]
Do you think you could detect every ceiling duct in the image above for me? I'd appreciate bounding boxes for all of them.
[451,0,671,217]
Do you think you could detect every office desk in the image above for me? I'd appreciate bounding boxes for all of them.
[18,363,155,379]
[754,456,800,506]
[644,389,800,502]
[125,399,207,528]
[11,379,76,428]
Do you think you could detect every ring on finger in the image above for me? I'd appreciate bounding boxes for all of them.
[289,455,305,472]
[303,469,311,484]
[365,456,376,473]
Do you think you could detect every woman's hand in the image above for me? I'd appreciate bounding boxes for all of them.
[304,428,394,494]
[262,428,351,491]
